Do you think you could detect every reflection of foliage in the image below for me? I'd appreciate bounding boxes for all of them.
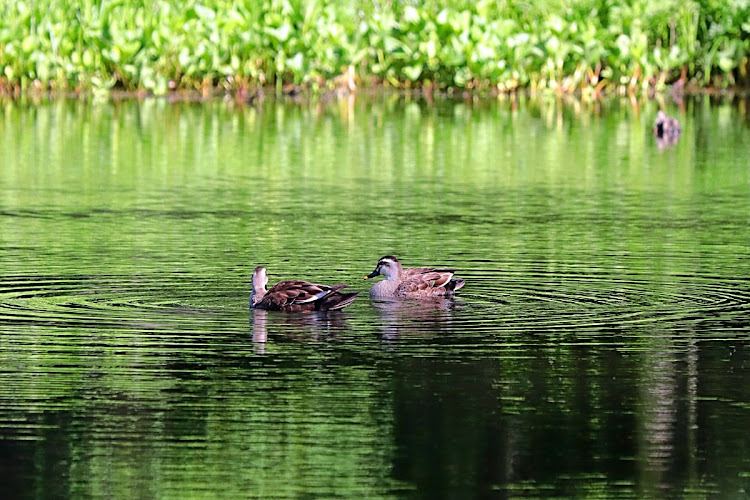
[0,324,405,497]
[1,98,749,497]
[0,0,748,94]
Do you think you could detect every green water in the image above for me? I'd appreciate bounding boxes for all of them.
[1,95,749,498]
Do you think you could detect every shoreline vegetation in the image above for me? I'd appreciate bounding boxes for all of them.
[1,0,748,100]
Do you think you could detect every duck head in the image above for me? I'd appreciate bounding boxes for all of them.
[365,255,402,281]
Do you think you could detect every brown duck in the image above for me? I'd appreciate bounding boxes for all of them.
[364,255,465,299]
[250,266,358,312]
[653,110,681,138]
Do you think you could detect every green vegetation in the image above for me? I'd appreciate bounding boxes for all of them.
[1,0,748,96]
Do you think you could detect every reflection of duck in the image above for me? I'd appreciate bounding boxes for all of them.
[250,307,353,352]
[364,256,465,299]
[371,297,461,340]
[249,266,358,312]
[250,309,269,354]
[653,110,681,139]
[371,297,457,316]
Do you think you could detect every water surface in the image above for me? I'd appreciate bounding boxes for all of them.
[1,95,749,498]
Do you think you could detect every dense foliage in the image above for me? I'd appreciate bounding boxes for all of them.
[1,0,748,95]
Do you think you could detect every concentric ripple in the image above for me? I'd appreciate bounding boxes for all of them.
[2,268,749,340]
[459,268,750,335]
[0,274,231,331]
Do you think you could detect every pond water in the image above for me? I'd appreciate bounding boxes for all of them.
[1,94,749,498]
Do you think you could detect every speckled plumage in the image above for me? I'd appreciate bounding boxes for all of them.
[365,256,465,299]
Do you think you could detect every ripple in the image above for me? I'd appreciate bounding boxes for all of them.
[0,274,224,330]
[3,269,750,341]
[461,268,750,334]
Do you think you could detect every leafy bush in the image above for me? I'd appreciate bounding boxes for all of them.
[0,0,747,95]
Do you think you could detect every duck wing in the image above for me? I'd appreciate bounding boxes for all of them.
[399,269,456,292]
[261,280,344,310]
[404,267,456,277]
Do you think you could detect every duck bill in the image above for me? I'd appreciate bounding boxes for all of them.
[364,270,380,280]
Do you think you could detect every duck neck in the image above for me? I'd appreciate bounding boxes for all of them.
[249,286,266,307]
[385,263,403,281]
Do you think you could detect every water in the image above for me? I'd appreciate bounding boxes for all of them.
[1,94,749,498]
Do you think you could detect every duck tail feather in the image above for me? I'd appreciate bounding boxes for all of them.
[447,278,465,291]
[321,291,358,311]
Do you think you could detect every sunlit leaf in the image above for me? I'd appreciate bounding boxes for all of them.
[404,6,420,25]
[718,54,734,72]
[266,24,291,42]
[402,64,422,80]
[436,9,449,26]
[179,48,191,67]
[383,36,406,55]
[193,4,216,21]
[287,52,304,72]
[454,67,471,86]
[22,36,35,53]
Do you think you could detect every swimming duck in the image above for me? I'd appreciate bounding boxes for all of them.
[364,255,465,299]
[250,266,358,312]
[653,110,681,138]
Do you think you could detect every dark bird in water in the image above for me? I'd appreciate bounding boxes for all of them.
[250,266,358,312]
[364,255,465,299]
[653,110,681,139]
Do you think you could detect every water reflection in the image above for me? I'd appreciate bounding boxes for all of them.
[655,132,681,150]
[249,308,355,354]
[640,346,680,491]
[0,95,749,498]
[370,298,461,341]
[250,308,268,353]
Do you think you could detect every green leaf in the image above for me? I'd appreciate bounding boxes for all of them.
[404,6,420,25]
[454,67,471,86]
[287,52,304,72]
[718,55,734,73]
[475,42,494,62]
[22,36,35,53]
[193,4,216,21]
[266,24,291,42]
[36,55,50,81]
[91,76,115,89]
[402,64,422,81]
[153,75,168,95]
[179,48,191,67]
[436,10,449,26]
[383,36,404,54]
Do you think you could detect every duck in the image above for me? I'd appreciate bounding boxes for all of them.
[250,266,358,312]
[653,110,681,138]
[364,255,465,299]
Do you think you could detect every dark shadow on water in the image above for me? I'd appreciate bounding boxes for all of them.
[0,412,73,500]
